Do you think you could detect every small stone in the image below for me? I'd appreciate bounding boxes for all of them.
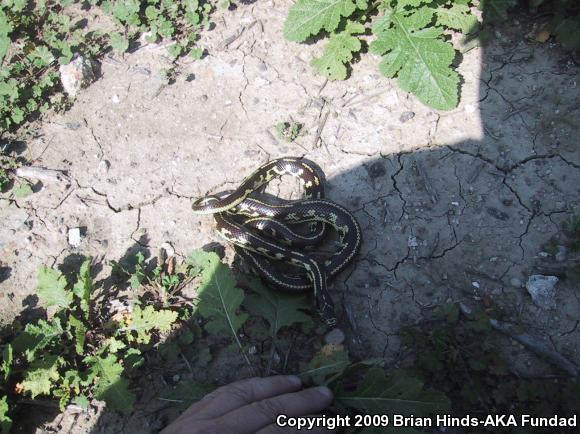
[172,374,180,383]
[111,94,120,104]
[555,245,567,262]
[526,275,558,310]
[464,104,477,114]
[538,251,549,258]
[160,242,175,257]
[510,277,523,288]
[324,328,345,345]
[97,160,110,174]
[407,236,419,248]
[399,111,415,123]
[248,345,258,355]
[59,55,98,97]
[471,281,480,289]
[68,227,81,247]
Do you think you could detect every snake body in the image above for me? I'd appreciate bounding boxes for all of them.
[192,157,361,326]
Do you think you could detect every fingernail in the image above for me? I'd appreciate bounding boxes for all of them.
[286,375,302,387]
[315,386,333,400]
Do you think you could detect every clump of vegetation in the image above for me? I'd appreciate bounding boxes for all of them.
[401,302,579,433]
[0,249,453,432]
[0,0,213,135]
[283,0,580,110]
[276,121,302,142]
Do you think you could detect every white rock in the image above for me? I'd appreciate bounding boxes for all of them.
[97,160,110,175]
[510,277,523,288]
[471,281,480,289]
[407,236,419,248]
[111,94,120,104]
[59,55,98,97]
[68,227,81,247]
[324,328,345,345]
[160,241,175,257]
[555,245,567,262]
[526,275,558,310]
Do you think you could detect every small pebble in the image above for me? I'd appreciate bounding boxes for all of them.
[97,160,110,174]
[555,245,567,262]
[399,111,415,123]
[471,281,480,289]
[324,328,345,345]
[68,227,81,247]
[510,277,522,288]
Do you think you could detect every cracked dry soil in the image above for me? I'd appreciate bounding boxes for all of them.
[1,2,579,433]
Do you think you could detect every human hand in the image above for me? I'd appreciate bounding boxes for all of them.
[160,375,334,434]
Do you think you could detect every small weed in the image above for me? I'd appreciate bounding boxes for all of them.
[276,121,302,142]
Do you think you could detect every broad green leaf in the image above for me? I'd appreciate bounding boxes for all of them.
[436,3,479,34]
[161,381,214,410]
[85,354,135,414]
[299,347,349,385]
[72,258,93,318]
[68,315,86,355]
[124,348,144,370]
[196,251,248,336]
[478,0,517,23]
[284,0,368,42]
[37,266,72,309]
[73,395,90,409]
[335,367,450,417]
[121,305,177,344]
[12,318,63,362]
[109,32,129,53]
[21,356,60,398]
[244,279,312,336]
[371,6,459,110]
[13,182,32,198]
[311,21,365,80]
[0,395,11,434]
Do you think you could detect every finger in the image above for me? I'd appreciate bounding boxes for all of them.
[217,386,334,434]
[257,414,337,434]
[174,376,303,423]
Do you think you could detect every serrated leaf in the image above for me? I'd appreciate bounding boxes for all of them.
[436,3,479,34]
[12,318,63,362]
[478,0,517,23]
[73,395,90,409]
[161,381,214,410]
[311,21,365,80]
[244,279,312,336]
[1,345,12,381]
[109,32,129,53]
[284,0,368,42]
[122,305,177,344]
[68,315,86,355]
[37,266,72,309]
[299,346,350,385]
[371,6,459,110]
[72,258,93,317]
[0,395,11,434]
[21,355,60,398]
[196,252,248,336]
[85,354,135,414]
[335,367,450,418]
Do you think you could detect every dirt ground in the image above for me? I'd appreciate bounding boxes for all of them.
[1,1,579,433]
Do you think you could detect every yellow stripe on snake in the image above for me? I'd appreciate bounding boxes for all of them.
[192,157,362,326]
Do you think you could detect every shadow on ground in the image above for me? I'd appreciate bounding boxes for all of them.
[7,4,580,434]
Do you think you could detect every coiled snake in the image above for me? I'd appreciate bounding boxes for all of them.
[192,157,362,326]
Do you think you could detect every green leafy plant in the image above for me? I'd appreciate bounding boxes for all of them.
[276,121,302,142]
[0,1,214,136]
[400,303,579,433]
[284,0,481,110]
[284,0,580,110]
